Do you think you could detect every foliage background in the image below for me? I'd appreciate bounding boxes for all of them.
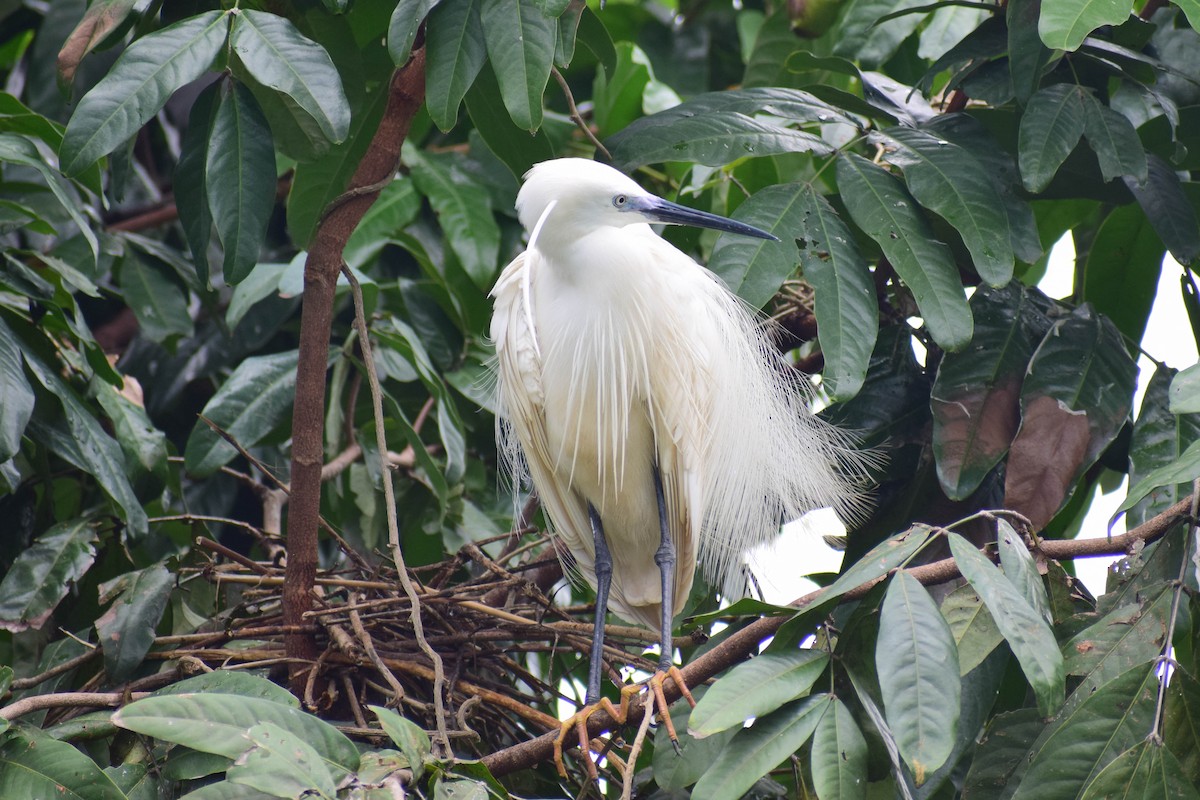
[0,0,1199,798]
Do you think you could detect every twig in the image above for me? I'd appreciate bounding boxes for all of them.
[9,648,101,691]
[481,494,1196,776]
[552,67,611,161]
[622,690,655,800]
[341,262,452,758]
[349,601,407,706]
[1150,480,1199,742]
[1,692,150,721]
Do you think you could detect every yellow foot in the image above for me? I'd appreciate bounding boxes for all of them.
[647,665,697,753]
[553,684,641,780]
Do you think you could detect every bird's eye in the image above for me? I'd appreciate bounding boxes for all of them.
[613,194,628,208]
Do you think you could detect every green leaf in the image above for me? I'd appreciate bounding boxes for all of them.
[1123,154,1200,265]
[227,722,340,799]
[996,519,1052,624]
[343,178,423,269]
[1081,92,1148,184]
[175,80,219,287]
[465,63,555,179]
[1163,670,1200,784]
[836,153,972,351]
[591,42,651,139]
[692,694,832,800]
[823,524,935,601]
[425,0,487,131]
[794,185,877,401]
[179,781,277,800]
[118,253,193,342]
[834,0,931,68]
[1008,664,1158,799]
[0,518,97,632]
[0,314,33,462]
[879,126,1014,287]
[1008,0,1054,105]
[1061,586,1172,701]
[1039,0,1133,51]
[574,5,616,78]
[876,570,960,783]
[406,147,499,289]
[479,0,555,131]
[205,81,278,286]
[653,685,738,790]
[708,182,805,308]
[0,133,98,266]
[947,532,1064,716]
[1081,740,1200,800]
[941,583,1003,675]
[371,705,430,771]
[931,283,1034,500]
[96,563,173,682]
[1081,203,1164,343]
[1005,306,1136,528]
[1171,363,1200,414]
[60,11,228,175]
[688,649,828,738]
[1018,83,1086,193]
[1123,367,1200,526]
[114,694,359,772]
[1118,437,1200,518]
[230,10,350,145]
[157,671,299,706]
[810,696,868,800]
[607,87,850,171]
[0,728,129,800]
[21,343,149,538]
[184,349,304,477]
[389,0,440,66]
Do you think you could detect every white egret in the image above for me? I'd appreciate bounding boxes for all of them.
[490,158,865,776]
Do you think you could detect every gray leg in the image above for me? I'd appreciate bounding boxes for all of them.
[586,502,611,705]
[652,468,674,672]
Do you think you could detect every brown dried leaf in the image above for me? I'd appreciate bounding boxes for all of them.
[1004,394,1091,529]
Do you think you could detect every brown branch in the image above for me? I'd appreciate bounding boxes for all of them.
[1,691,150,721]
[481,495,1194,777]
[283,50,427,692]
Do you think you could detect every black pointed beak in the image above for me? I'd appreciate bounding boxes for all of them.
[630,196,780,241]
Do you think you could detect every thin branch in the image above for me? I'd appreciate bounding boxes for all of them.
[1,692,150,721]
[552,66,611,161]
[341,262,452,758]
[481,494,1196,776]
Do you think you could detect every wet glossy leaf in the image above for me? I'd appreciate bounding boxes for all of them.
[879,126,1014,286]
[1081,92,1148,184]
[837,152,972,350]
[1039,0,1133,51]
[184,349,304,476]
[389,0,440,66]
[608,87,850,170]
[0,133,98,265]
[931,283,1033,500]
[692,694,832,800]
[114,694,359,769]
[795,185,877,400]
[96,563,173,682]
[480,0,555,131]
[1018,84,1086,193]
[708,182,806,308]
[0,519,97,632]
[1081,203,1164,343]
[1008,664,1158,799]
[406,147,499,289]
[948,532,1064,716]
[1124,367,1200,525]
[834,0,929,67]
[230,10,349,144]
[877,570,960,783]
[426,0,486,130]
[227,722,340,798]
[689,649,828,738]
[941,583,1003,675]
[811,696,868,800]
[0,728,129,800]
[1005,307,1135,528]
[119,254,192,342]
[0,315,33,462]
[60,11,228,175]
[1123,154,1200,265]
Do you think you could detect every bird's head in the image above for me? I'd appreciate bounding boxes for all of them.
[516,158,778,245]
